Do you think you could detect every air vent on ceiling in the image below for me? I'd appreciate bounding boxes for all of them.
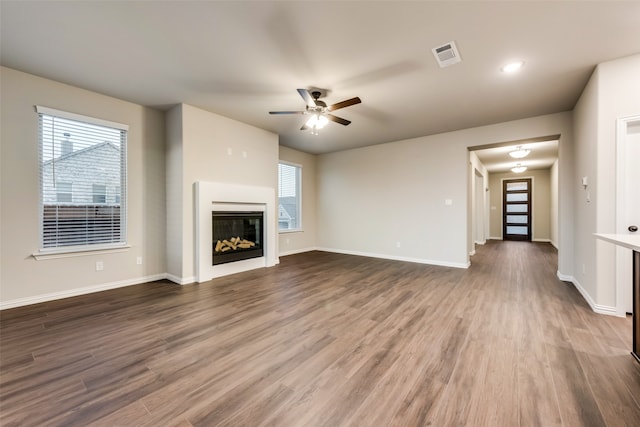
[432,41,461,68]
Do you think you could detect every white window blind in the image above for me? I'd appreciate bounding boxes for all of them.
[37,106,128,250]
[278,162,301,231]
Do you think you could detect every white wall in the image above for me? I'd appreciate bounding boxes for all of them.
[316,112,573,270]
[572,54,640,312]
[278,146,317,256]
[0,67,166,307]
[165,103,279,284]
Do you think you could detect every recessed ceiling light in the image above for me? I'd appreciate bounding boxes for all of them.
[501,61,525,73]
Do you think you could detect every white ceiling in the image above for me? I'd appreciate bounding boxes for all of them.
[1,1,639,155]
[473,139,559,173]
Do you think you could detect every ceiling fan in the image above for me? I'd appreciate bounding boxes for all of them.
[269,89,361,132]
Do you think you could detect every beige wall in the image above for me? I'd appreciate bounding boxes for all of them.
[573,53,640,312]
[317,112,573,269]
[278,146,317,255]
[488,169,551,241]
[0,67,166,307]
[165,103,279,283]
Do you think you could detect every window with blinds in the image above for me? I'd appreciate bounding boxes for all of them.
[37,106,128,250]
[278,162,301,231]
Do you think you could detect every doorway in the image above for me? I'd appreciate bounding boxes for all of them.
[503,178,532,241]
[474,170,486,245]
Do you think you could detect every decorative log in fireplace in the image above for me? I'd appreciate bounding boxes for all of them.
[212,211,263,265]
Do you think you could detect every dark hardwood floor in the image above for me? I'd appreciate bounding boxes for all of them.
[1,241,639,426]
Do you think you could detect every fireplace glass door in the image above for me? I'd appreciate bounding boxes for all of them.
[212,211,264,265]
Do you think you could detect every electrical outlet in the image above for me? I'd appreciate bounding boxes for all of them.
[396,241,401,248]
[96,261,104,271]
[137,256,143,265]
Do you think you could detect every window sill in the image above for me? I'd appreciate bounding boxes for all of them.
[32,245,131,260]
[279,229,303,234]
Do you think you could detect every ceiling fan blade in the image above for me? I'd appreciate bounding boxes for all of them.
[326,114,351,126]
[297,88,317,108]
[327,96,361,112]
[269,111,305,115]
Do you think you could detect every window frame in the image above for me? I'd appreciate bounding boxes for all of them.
[34,106,129,258]
[56,181,73,203]
[278,161,303,233]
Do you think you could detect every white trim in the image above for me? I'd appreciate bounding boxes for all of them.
[615,114,640,317]
[0,273,166,310]
[469,249,476,256]
[165,274,196,285]
[279,247,318,257]
[316,247,470,269]
[556,271,620,317]
[195,182,277,282]
[489,236,503,240]
[35,105,129,131]
[474,240,486,245]
[33,245,131,260]
[279,228,304,234]
[532,238,551,243]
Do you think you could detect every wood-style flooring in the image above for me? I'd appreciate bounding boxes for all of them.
[1,241,639,426]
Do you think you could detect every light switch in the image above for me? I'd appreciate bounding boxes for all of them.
[445,199,453,206]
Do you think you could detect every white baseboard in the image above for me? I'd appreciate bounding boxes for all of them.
[474,240,486,245]
[165,274,196,285]
[556,271,618,316]
[316,247,470,269]
[279,247,318,257]
[489,236,503,240]
[532,238,551,243]
[469,249,476,256]
[0,273,168,310]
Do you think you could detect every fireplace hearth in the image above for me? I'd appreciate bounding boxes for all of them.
[212,211,263,265]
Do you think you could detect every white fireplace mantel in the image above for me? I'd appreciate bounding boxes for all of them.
[195,181,278,282]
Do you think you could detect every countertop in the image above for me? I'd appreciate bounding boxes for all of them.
[594,233,640,252]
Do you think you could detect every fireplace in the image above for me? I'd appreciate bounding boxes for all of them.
[195,182,277,282]
[212,211,263,265]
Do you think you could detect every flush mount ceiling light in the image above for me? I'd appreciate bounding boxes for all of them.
[509,145,530,158]
[511,163,527,173]
[501,60,525,73]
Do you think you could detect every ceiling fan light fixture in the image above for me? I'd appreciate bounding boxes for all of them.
[306,113,328,130]
[509,145,530,158]
[511,163,527,173]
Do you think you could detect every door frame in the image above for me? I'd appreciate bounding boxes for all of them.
[616,114,640,317]
[475,169,486,245]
